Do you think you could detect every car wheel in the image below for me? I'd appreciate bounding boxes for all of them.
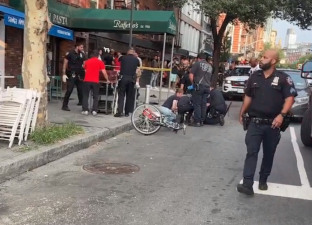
[300,108,312,147]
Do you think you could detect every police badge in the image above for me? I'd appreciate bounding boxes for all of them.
[286,76,293,85]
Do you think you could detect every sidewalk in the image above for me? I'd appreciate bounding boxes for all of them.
[0,92,134,183]
[0,87,172,183]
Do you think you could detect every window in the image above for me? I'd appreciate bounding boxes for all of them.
[284,71,308,88]
[90,0,98,8]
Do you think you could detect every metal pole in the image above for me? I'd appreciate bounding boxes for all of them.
[129,0,134,47]
[167,37,175,98]
[158,33,167,104]
[145,85,151,104]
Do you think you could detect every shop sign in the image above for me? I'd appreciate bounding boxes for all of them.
[168,20,176,32]
[113,20,139,29]
[48,12,68,26]
[4,14,24,29]
[4,14,73,41]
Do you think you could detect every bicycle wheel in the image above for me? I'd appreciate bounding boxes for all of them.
[131,104,162,135]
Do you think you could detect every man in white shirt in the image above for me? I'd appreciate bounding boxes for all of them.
[134,52,142,88]
[249,58,260,75]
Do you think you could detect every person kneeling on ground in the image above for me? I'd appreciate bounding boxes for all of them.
[157,89,183,128]
[177,94,194,124]
[204,87,227,125]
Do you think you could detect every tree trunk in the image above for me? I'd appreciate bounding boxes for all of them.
[210,15,231,87]
[23,0,52,127]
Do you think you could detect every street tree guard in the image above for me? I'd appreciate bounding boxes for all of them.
[22,0,52,127]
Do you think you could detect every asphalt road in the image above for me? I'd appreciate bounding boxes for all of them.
[1,101,312,225]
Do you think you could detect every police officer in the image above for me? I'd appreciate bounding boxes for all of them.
[114,49,140,117]
[62,43,86,111]
[237,49,297,195]
[189,53,213,127]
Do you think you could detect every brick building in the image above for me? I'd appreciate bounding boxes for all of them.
[1,0,179,87]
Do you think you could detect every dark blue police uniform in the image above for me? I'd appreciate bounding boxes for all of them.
[62,50,86,110]
[115,54,140,117]
[190,60,213,126]
[241,70,297,192]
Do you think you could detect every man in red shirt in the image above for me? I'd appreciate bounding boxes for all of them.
[82,50,109,115]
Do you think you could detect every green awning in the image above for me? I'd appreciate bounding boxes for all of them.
[9,0,177,35]
[70,9,177,35]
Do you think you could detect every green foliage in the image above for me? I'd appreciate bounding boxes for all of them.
[220,31,232,62]
[259,42,285,59]
[156,0,312,84]
[30,122,84,145]
[273,0,312,30]
[298,54,312,63]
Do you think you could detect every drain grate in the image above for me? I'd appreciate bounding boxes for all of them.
[83,162,140,174]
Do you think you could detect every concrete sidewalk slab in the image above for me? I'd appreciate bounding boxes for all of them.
[0,87,169,183]
[0,120,133,183]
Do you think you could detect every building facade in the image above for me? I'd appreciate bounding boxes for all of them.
[263,16,273,43]
[285,43,312,64]
[1,0,180,87]
[179,0,202,57]
[270,29,277,48]
[285,28,297,49]
[199,15,213,54]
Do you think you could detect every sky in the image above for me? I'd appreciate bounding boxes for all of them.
[273,19,312,47]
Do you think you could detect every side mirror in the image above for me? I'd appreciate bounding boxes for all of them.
[301,61,312,79]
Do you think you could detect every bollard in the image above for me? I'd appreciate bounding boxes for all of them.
[145,85,151,104]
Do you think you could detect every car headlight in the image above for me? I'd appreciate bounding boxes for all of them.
[225,80,231,84]
[295,96,309,104]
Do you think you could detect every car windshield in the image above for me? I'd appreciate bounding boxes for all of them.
[282,71,307,89]
[229,67,250,76]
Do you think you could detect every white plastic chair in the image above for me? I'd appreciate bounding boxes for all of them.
[0,91,27,148]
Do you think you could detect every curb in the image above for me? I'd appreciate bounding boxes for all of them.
[0,121,133,184]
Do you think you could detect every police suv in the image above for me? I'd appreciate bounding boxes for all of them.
[221,65,251,99]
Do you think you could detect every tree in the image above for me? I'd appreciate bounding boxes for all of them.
[157,0,312,86]
[220,30,232,62]
[274,0,312,30]
[23,0,52,127]
[298,54,312,64]
[260,42,285,59]
[157,0,277,86]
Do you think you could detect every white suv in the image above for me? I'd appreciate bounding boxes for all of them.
[222,65,251,99]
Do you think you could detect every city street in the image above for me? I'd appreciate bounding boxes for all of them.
[1,101,312,225]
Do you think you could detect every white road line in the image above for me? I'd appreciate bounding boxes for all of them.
[239,180,312,200]
[289,126,310,188]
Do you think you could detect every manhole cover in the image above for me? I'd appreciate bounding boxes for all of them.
[82,163,140,174]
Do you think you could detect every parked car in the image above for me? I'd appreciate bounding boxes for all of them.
[278,69,310,118]
[222,65,251,99]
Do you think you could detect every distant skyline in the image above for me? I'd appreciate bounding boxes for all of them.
[273,19,312,47]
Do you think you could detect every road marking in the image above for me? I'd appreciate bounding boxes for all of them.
[289,126,310,188]
[239,180,312,200]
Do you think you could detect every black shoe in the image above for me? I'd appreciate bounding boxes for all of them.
[189,122,201,127]
[77,102,82,106]
[62,107,70,111]
[237,183,254,195]
[219,115,225,126]
[114,113,122,117]
[258,182,268,191]
[200,122,204,126]
[125,114,129,117]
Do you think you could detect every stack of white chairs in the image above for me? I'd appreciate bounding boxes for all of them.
[0,87,41,148]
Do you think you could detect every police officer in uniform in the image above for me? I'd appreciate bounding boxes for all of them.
[114,49,140,117]
[189,53,213,127]
[237,49,297,195]
[62,43,86,111]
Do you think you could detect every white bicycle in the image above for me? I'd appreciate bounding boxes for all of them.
[131,103,187,135]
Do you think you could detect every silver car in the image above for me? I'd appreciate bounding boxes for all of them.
[278,69,311,118]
